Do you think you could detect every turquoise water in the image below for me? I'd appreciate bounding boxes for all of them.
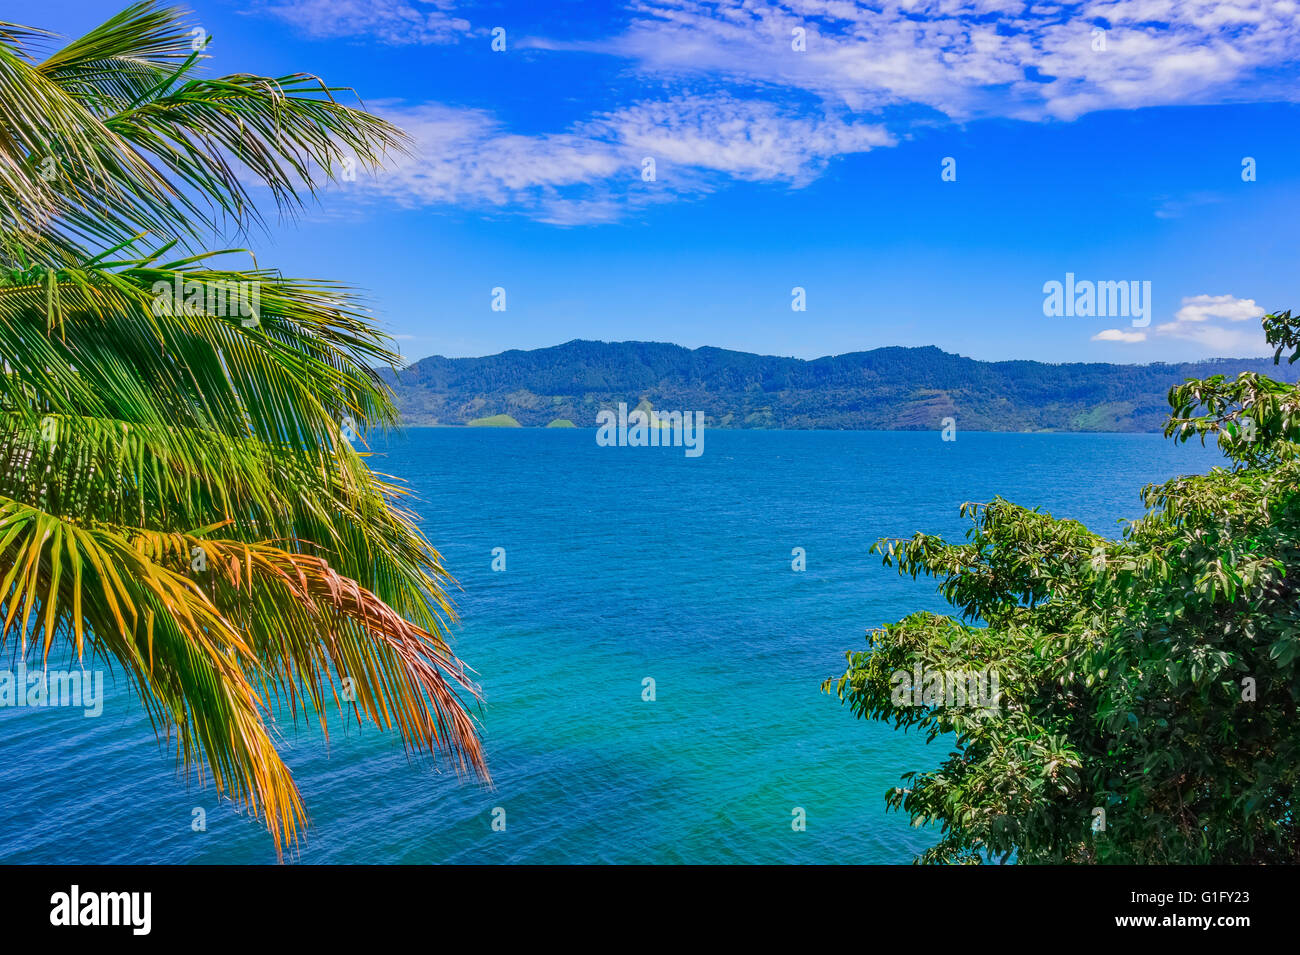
[0,430,1224,863]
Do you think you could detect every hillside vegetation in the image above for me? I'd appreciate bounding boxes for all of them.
[384,340,1299,431]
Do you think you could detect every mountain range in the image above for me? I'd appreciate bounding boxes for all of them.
[379,340,1297,432]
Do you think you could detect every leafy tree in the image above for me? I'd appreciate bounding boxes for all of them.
[826,311,1300,863]
[0,3,487,853]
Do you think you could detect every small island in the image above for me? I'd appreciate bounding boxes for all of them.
[466,414,522,428]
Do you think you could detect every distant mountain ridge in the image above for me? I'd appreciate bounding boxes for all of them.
[380,339,1299,432]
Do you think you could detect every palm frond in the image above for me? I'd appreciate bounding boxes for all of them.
[0,2,409,262]
[0,2,487,854]
[0,493,305,852]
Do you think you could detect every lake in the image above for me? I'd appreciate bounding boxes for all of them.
[0,429,1225,863]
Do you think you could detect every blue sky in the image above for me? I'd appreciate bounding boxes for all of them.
[40,1,1300,362]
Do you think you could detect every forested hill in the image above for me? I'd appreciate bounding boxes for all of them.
[380,339,1298,431]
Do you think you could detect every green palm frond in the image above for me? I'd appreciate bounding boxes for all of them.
[0,1,409,264]
[39,2,200,106]
[105,71,409,233]
[0,257,397,455]
[0,2,486,855]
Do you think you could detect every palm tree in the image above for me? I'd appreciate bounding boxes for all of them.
[0,2,487,854]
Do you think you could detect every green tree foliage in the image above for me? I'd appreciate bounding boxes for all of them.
[826,311,1300,863]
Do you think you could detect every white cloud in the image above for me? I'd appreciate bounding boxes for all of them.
[1147,292,1272,354]
[254,0,470,45]
[261,1,1300,220]
[589,96,894,184]
[1153,191,1224,219]
[1092,328,1147,342]
[1173,293,1266,323]
[344,97,892,222]
[1092,293,1272,353]
[581,1,1300,120]
[336,103,626,224]
[1153,320,1270,353]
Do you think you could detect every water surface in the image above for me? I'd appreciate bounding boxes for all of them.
[0,429,1224,863]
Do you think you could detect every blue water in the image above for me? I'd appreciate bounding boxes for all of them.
[0,430,1224,863]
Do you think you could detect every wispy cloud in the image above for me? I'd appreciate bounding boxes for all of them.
[1094,293,1271,353]
[261,0,1300,116]
[253,0,470,45]
[1154,293,1270,353]
[1153,319,1270,354]
[1154,191,1225,219]
[572,0,1300,120]
[339,96,892,223]
[591,95,894,184]
[262,1,1300,221]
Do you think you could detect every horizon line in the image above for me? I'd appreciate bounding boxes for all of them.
[392,338,1280,370]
